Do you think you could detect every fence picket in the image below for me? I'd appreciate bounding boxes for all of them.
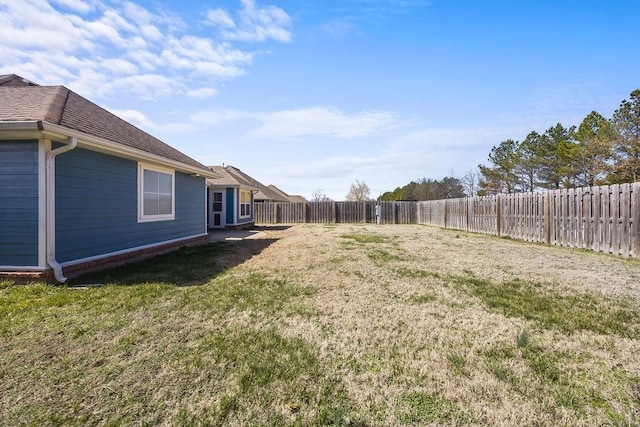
[253,184,639,259]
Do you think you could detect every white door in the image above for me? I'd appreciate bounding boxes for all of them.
[210,191,225,228]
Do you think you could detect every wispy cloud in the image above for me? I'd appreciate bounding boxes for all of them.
[0,0,291,100]
[205,0,293,43]
[251,107,397,138]
[321,18,357,40]
[320,0,430,40]
[150,106,398,139]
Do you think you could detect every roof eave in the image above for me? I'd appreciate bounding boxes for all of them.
[0,121,44,139]
[45,122,216,177]
[1,121,215,178]
[207,181,260,191]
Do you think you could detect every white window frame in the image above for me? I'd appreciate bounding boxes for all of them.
[239,189,251,219]
[138,163,175,222]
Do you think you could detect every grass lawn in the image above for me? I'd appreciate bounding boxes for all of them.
[1,224,639,426]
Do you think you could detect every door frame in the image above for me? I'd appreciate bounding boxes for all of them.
[208,188,226,229]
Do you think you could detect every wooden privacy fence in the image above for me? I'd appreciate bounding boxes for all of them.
[255,201,416,225]
[419,183,640,258]
[254,183,640,258]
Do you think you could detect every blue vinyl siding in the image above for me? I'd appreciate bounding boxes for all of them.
[55,147,206,263]
[0,141,39,266]
[226,188,234,224]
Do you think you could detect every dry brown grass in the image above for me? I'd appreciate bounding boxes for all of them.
[1,223,638,425]
[243,224,640,425]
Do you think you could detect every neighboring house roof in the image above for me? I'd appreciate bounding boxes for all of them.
[288,195,308,203]
[267,184,308,203]
[254,187,289,202]
[0,74,38,87]
[207,165,259,191]
[0,74,212,175]
[207,165,288,201]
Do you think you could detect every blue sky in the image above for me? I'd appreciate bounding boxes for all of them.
[2,0,639,200]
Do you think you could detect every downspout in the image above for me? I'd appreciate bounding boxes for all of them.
[46,136,77,283]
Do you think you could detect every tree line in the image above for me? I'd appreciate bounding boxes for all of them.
[376,89,640,200]
[477,89,640,195]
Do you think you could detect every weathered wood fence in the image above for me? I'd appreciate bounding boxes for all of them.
[254,183,640,258]
[255,201,417,225]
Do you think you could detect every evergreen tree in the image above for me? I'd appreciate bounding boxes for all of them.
[574,111,615,186]
[535,123,578,189]
[610,89,640,183]
[478,139,521,194]
[516,131,542,192]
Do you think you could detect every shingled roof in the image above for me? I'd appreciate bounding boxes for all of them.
[207,165,261,192]
[267,184,308,203]
[207,165,293,201]
[0,75,210,172]
[0,74,39,87]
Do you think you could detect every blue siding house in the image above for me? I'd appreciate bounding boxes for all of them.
[207,165,259,229]
[0,74,215,283]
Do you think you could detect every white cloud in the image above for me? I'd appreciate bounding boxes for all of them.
[100,58,138,75]
[394,127,509,150]
[154,106,397,139]
[252,107,397,138]
[322,18,356,40]
[51,0,94,13]
[187,87,219,99]
[207,0,293,43]
[0,0,291,100]
[107,108,157,130]
[206,9,236,28]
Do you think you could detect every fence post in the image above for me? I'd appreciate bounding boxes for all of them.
[392,202,396,224]
[632,183,640,258]
[544,190,551,245]
[465,197,470,232]
[443,199,448,229]
[332,202,337,223]
[496,195,502,237]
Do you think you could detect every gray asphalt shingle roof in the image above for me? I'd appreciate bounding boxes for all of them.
[207,165,292,201]
[0,74,210,172]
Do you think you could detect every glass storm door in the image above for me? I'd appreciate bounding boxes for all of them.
[211,191,225,228]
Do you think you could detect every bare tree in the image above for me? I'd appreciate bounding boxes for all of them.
[461,168,479,197]
[311,188,332,202]
[345,179,371,201]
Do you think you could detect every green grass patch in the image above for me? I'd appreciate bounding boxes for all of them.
[341,232,389,244]
[185,272,316,315]
[368,249,402,265]
[452,275,640,338]
[396,391,470,424]
[483,334,636,420]
[447,353,469,377]
[410,293,437,304]
[0,279,14,289]
[71,243,233,286]
[394,267,441,279]
[0,242,364,425]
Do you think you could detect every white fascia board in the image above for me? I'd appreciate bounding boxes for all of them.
[1,121,214,177]
[0,121,42,139]
[38,122,216,178]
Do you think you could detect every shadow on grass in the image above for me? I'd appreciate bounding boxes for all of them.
[254,225,292,231]
[67,238,279,287]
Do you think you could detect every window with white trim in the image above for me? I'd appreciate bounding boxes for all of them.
[138,163,175,222]
[240,189,251,218]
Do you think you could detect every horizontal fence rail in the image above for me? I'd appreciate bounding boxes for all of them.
[253,182,640,258]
